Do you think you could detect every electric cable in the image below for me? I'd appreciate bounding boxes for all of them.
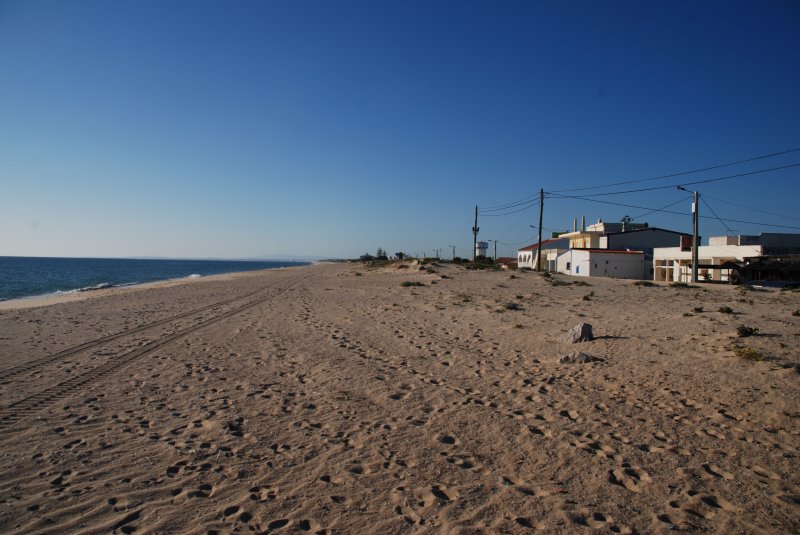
[550,147,800,193]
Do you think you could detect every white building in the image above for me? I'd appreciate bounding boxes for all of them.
[558,249,646,279]
[653,233,800,283]
[517,237,570,270]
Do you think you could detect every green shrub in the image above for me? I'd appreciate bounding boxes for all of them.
[401,281,424,287]
[693,306,704,313]
[504,302,522,311]
[792,309,800,317]
[719,306,734,314]
[633,280,655,287]
[670,282,696,288]
[737,325,759,337]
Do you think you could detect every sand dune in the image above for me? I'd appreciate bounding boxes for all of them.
[0,262,797,534]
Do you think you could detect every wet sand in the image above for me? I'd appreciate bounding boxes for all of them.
[0,261,798,533]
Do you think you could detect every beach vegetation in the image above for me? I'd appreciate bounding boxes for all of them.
[719,306,734,314]
[573,280,591,286]
[509,274,517,279]
[632,280,655,287]
[693,306,704,313]
[793,309,800,317]
[504,302,522,311]
[736,325,759,337]
[354,272,362,276]
[781,284,799,292]
[670,282,697,288]
[730,345,765,361]
[401,281,424,287]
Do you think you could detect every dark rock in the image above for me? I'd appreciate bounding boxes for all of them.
[557,322,594,343]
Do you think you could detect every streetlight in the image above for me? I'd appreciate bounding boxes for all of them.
[677,185,699,283]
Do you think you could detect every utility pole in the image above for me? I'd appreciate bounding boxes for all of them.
[536,189,544,272]
[448,245,456,261]
[493,240,497,263]
[472,205,479,263]
[692,190,699,284]
[678,186,700,283]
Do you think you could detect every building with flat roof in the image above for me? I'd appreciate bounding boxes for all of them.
[653,233,800,283]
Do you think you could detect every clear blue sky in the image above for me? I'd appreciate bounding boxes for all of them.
[1,0,799,259]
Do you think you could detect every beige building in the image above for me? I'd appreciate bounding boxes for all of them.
[558,219,649,249]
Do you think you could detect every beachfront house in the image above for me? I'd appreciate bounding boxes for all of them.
[517,237,570,271]
[653,233,800,283]
[550,218,691,280]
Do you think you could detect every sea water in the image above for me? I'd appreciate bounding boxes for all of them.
[0,257,309,301]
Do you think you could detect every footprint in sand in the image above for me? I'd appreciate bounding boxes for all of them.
[702,463,734,480]
[609,465,652,493]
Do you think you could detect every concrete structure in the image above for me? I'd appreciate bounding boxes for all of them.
[517,237,570,270]
[653,233,800,283]
[475,241,489,258]
[558,249,646,279]
[599,227,693,279]
[559,219,650,249]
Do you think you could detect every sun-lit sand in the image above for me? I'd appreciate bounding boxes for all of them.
[0,261,798,533]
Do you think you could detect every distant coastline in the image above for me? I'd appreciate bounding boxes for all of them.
[0,256,310,303]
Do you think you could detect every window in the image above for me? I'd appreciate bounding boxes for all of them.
[576,265,580,274]
[566,262,571,270]
[594,263,597,268]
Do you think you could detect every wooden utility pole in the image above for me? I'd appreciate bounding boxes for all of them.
[472,206,479,262]
[536,189,544,272]
[692,190,699,283]
[493,240,497,263]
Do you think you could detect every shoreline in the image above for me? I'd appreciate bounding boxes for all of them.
[0,263,311,311]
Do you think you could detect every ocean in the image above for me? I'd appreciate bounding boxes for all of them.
[0,257,309,301]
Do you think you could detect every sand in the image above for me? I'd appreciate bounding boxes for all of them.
[0,261,797,534]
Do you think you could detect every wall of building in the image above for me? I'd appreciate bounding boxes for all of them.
[586,251,645,279]
[605,228,689,253]
[559,250,644,279]
[761,233,800,254]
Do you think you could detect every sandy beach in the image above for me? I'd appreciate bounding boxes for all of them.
[0,261,798,534]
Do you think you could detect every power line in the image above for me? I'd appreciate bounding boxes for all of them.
[479,202,537,217]
[700,197,734,233]
[701,193,800,223]
[550,147,800,193]
[548,191,800,230]
[480,193,539,212]
[546,163,800,198]
[630,196,692,221]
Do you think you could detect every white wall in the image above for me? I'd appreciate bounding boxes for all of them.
[587,251,645,279]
